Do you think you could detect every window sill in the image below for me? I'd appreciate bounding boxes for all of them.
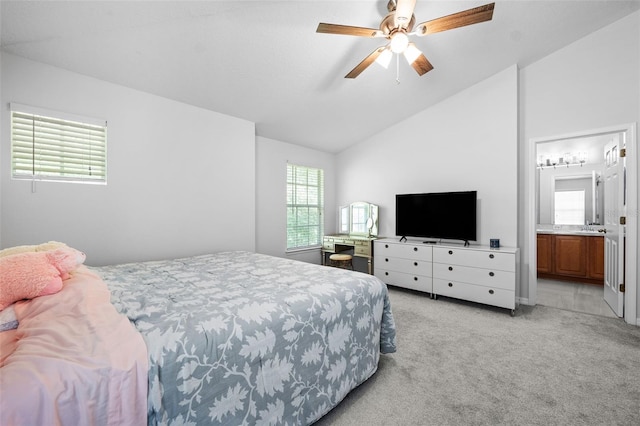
[285,245,322,254]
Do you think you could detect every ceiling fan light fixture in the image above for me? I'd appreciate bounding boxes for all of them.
[403,42,421,64]
[389,31,409,53]
[316,2,495,79]
[375,47,393,68]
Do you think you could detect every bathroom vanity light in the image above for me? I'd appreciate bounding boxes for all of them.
[537,151,588,169]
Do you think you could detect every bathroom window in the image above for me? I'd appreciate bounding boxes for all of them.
[554,190,585,225]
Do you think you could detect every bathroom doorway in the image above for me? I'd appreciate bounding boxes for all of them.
[527,124,637,323]
[536,134,609,316]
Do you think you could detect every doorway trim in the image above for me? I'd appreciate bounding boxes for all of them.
[527,123,637,325]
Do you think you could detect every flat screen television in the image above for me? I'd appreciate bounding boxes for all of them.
[395,191,477,243]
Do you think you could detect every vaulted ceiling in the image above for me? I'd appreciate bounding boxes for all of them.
[2,1,639,153]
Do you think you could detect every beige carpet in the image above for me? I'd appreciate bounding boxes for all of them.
[316,286,640,425]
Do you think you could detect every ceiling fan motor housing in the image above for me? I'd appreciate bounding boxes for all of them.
[380,13,416,35]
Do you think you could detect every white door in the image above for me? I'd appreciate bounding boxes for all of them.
[602,134,625,317]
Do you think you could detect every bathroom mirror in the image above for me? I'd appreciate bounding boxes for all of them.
[538,170,603,225]
[338,202,379,237]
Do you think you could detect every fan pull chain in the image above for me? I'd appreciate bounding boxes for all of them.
[395,54,401,84]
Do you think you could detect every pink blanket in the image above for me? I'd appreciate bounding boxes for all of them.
[0,265,148,425]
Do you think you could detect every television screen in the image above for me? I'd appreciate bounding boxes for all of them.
[395,191,477,242]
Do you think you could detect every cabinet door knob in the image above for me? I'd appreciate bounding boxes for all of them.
[489,289,494,295]
[448,266,453,271]
[489,272,495,277]
[489,254,495,259]
[448,282,453,287]
[448,250,453,255]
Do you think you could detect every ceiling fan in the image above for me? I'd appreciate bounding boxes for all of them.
[316,0,495,78]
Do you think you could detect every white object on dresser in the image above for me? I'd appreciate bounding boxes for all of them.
[374,238,519,315]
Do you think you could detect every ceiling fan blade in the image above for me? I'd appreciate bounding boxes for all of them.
[316,23,383,38]
[345,46,387,79]
[410,53,434,76]
[394,0,417,29]
[414,2,495,36]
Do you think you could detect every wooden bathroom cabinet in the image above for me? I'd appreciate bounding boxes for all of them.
[537,233,604,284]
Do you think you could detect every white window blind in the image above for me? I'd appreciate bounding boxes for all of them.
[11,106,107,183]
[287,163,324,251]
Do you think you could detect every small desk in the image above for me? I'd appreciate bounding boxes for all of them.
[322,234,377,275]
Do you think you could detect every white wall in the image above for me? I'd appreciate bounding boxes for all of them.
[1,53,256,266]
[255,136,336,264]
[336,65,519,249]
[520,11,639,316]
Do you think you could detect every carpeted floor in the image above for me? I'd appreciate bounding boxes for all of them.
[316,286,640,425]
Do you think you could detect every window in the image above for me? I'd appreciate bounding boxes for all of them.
[554,190,585,225]
[11,104,107,183]
[287,163,324,250]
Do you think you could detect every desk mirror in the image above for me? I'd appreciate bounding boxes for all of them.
[338,202,379,237]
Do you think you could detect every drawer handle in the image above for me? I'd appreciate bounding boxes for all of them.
[385,244,389,248]
[448,250,453,255]
[448,282,453,287]
[414,277,418,281]
[489,272,495,277]
[385,272,389,276]
[489,254,495,259]
[448,266,453,271]
[489,289,494,295]
[385,258,389,262]
[414,247,418,252]
[414,262,418,266]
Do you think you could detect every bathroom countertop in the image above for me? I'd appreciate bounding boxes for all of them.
[536,229,604,236]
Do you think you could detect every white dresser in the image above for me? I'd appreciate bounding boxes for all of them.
[374,238,519,314]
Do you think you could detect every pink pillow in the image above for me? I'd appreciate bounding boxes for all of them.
[0,248,86,311]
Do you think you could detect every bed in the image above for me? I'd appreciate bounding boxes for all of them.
[1,250,396,425]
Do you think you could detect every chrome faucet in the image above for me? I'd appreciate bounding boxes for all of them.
[581,223,594,231]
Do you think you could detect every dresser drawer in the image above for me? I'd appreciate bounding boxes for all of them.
[374,255,432,276]
[433,247,515,272]
[375,269,432,293]
[375,241,432,261]
[433,263,514,291]
[355,241,371,256]
[433,278,515,310]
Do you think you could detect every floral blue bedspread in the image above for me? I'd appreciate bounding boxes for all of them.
[94,251,396,425]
